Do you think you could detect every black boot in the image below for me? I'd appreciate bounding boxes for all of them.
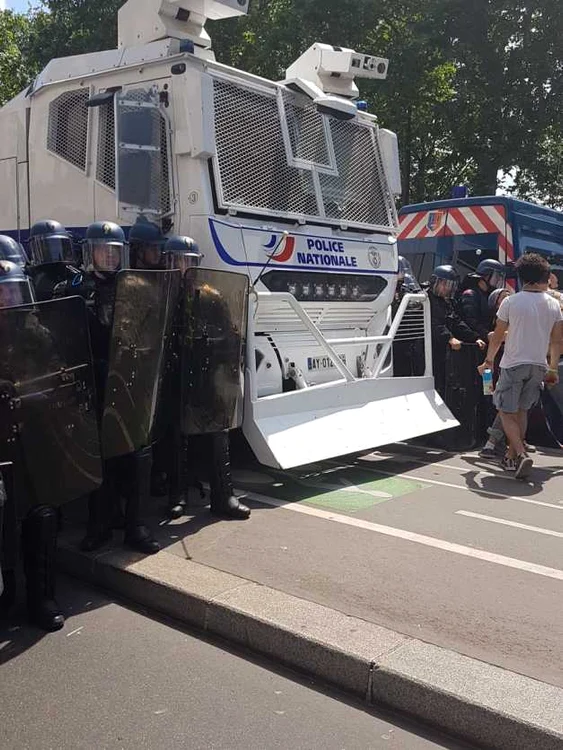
[209,432,250,520]
[80,488,113,552]
[123,448,160,555]
[167,496,187,520]
[22,506,64,632]
[167,434,189,519]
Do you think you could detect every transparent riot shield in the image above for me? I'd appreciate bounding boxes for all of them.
[0,297,103,513]
[101,269,180,459]
[181,269,249,435]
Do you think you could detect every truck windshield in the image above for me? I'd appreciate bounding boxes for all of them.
[398,232,500,283]
[210,75,395,232]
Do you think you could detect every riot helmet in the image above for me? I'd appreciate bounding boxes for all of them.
[0,261,35,308]
[0,234,28,266]
[28,220,75,265]
[83,221,128,280]
[397,255,421,292]
[488,286,512,312]
[429,265,459,299]
[129,216,165,270]
[164,235,201,275]
[475,258,505,290]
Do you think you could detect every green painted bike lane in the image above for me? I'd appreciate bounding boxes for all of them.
[233,461,430,514]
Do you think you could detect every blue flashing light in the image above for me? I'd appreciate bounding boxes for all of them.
[179,39,195,54]
[355,100,368,112]
[451,185,469,198]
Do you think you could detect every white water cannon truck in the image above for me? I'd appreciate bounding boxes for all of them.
[0,0,456,468]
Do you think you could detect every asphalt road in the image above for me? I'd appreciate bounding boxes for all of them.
[154,442,563,688]
[0,576,471,750]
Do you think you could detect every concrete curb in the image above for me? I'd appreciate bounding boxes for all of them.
[58,536,563,750]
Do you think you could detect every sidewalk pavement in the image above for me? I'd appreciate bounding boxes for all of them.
[57,445,563,750]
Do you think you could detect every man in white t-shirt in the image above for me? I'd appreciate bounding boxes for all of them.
[478,253,562,478]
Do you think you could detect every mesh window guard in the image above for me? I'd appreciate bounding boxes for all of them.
[96,102,116,189]
[211,75,395,230]
[47,88,90,171]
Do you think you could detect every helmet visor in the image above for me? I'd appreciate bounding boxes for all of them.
[0,279,34,308]
[0,241,28,266]
[403,272,422,292]
[88,241,125,273]
[164,251,201,274]
[488,270,505,289]
[136,244,165,270]
[30,235,74,264]
[433,278,458,298]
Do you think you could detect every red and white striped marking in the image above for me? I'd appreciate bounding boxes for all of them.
[398,204,514,262]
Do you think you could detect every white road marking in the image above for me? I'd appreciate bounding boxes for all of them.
[299,477,391,499]
[338,477,392,498]
[456,510,563,538]
[247,491,563,581]
[337,461,563,511]
[370,451,555,479]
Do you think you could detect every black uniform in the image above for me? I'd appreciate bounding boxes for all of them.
[457,259,506,341]
[457,276,491,341]
[164,236,251,521]
[28,263,82,302]
[428,291,479,398]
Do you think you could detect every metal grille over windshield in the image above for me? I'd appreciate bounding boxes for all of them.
[211,76,395,231]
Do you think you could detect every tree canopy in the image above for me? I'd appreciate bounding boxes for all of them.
[1,0,561,207]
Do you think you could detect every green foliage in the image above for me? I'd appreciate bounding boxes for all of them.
[1,0,561,207]
[30,1,121,67]
[0,10,38,105]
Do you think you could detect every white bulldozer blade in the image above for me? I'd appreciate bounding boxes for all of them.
[243,375,458,469]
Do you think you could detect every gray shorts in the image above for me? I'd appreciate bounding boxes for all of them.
[493,364,545,414]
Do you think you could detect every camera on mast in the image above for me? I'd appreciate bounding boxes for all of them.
[118,0,249,49]
[285,43,389,99]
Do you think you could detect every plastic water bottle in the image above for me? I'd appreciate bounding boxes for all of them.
[482,368,493,396]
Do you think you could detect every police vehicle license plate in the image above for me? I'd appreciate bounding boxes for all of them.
[307,355,346,371]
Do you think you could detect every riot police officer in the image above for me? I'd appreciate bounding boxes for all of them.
[156,235,203,519]
[165,235,251,520]
[26,220,82,301]
[0,262,66,631]
[129,216,166,271]
[0,234,28,267]
[457,258,506,341]
[80,221,160,555]
[164,235,202,275]
[427,265,485,398]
